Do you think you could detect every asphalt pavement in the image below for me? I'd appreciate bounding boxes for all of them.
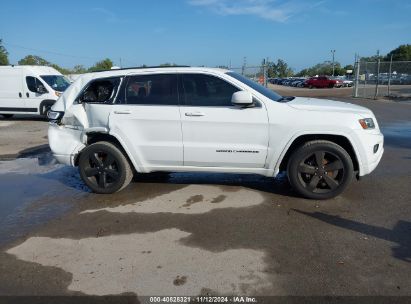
[0,95,410,300]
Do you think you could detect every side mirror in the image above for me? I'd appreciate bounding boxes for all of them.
[231,91,254,107]
[36,84,47,94]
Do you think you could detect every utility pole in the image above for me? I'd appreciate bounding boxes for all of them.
[331,50,336,76]
[388,54,393,97]
[241,56,247,76]
[354,53,360,98]
[264,57,269,87]
[374,50,381,100]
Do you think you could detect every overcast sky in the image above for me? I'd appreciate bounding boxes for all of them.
[1,0,410,71]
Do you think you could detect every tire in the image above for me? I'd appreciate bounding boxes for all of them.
[309,85,314,89]
[41,104,52,117]
[287,140,354,200]
[78,142,133,194]
[1,114,14,119]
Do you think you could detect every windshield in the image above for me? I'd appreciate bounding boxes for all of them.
[40,75,70,92]
[226,72,283,101]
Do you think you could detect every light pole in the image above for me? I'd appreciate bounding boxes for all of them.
[331,50,336,76]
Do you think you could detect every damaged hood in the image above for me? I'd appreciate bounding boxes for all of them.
[51,74,95,112]
[287,97,373,116]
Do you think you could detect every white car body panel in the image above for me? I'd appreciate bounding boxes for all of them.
[48,67,384,179]
[109,104,184,169]
[180,104,269,168]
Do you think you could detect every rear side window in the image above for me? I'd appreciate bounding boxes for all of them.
[125,74,178,105]
[78,77,121,103]
[182,74,239,107]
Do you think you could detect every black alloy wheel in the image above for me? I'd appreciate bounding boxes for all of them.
[78,142,133,194]
[287,140,354,199]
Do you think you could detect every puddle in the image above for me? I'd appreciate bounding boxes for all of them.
[0,154,87,246]
[381,122,411,149]
[381,122,411,139]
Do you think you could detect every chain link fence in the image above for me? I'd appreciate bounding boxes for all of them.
[353,60,411,100]
[230,66,268,87]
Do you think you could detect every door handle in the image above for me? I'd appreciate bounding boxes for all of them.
[19,92,22,98]
[26,92,29,98]
[185,112,205,117]
[113,110,131,114]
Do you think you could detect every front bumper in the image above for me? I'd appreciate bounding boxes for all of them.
[352,129,384,176]
[48,123,85,166]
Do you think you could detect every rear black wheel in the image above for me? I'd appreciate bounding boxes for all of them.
[287,140,353,200]
[78,142,133,194]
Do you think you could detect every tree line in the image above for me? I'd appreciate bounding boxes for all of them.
[0,39,114,74]
[1,39,410,77]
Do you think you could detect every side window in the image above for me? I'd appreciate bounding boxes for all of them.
[125,74,178,105]
[78,77,121,103]
[182,74,239,107]
[26,76,46,93]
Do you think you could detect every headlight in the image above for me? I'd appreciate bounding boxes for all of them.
[359,118,375,129]
[47,110,64,121]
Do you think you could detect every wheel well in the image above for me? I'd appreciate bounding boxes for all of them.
[74,133,135,172]
[39,100,55,115]
[279,134,359,172]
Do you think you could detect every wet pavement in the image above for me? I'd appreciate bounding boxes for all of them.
[0,98,410,299]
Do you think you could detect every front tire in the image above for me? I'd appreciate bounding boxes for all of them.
[41,104,52,118]
[78,142,133,194]
[287,140,353,200]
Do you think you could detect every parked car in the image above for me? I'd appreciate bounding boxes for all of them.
[277,78,288,85]
[296,80,306,88]
[291,78,306,87]
[0,65,71,118]
[48,67,384,199]
[330,77,344,88]
[305,76,339,89]
[343,79,354,87]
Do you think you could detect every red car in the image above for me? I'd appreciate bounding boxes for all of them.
[305,76,343,88]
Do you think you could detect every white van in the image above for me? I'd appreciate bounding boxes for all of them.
[0,65,71,118]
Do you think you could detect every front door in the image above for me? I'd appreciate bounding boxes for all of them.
[179,73,269,168]
[24,76,48,112]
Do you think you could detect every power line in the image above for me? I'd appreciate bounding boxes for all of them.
[4,42,140,67]
[4,42,98,60]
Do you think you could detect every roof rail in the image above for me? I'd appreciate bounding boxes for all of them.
[92,65,191,73]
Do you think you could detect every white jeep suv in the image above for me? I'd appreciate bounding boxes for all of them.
[48,67,383,199]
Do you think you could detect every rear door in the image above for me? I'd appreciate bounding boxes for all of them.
[0,68,25,112]
[179,73,269,168]
[108,73,183,169]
